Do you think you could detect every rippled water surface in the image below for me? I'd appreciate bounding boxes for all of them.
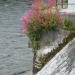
[0,0,33,75]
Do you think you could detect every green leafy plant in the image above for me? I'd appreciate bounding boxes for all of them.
[22,0,75,73]
[63,17,75,30]
[26,11,61,50]
[22,0,75,51]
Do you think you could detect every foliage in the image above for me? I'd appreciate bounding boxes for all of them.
[22,0,62,50]
[22,0,75,51]
[22,0,75,73]
[27,11,62,50]
[63,18,75,30]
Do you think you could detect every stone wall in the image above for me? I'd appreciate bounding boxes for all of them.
[33,29,70,73]
[36,29,70,59]
[36,38,75,75]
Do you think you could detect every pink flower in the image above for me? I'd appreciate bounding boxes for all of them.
[22,9,33,33]
[48,0,55,6]
[47,9,51,16]
[22,0,42,33]
[58,0,62,3]
[55,9,61,23]
[30,0,42,21]
[31,0,41,11]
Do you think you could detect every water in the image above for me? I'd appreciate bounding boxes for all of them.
[0,0,33,75]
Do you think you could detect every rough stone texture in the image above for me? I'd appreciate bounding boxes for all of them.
[33,29,70,74]
[36,30,70,60]
[36,38,75,75]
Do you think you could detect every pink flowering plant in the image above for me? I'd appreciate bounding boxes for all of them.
[22,0,75,50]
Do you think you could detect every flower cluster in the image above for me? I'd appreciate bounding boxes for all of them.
[22,0,43,32]
[22,0,75,50]
[22,0,62,32]
[22,9,33,32]
[21,0,62,50]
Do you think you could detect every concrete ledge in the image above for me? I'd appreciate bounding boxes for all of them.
[36,38,75,75]
[60,9,75,15]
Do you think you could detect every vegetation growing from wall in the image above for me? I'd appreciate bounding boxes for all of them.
[34,32,75,72]
[22,0,75,51]
[22,0,75,74]
[63,18,75,30]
